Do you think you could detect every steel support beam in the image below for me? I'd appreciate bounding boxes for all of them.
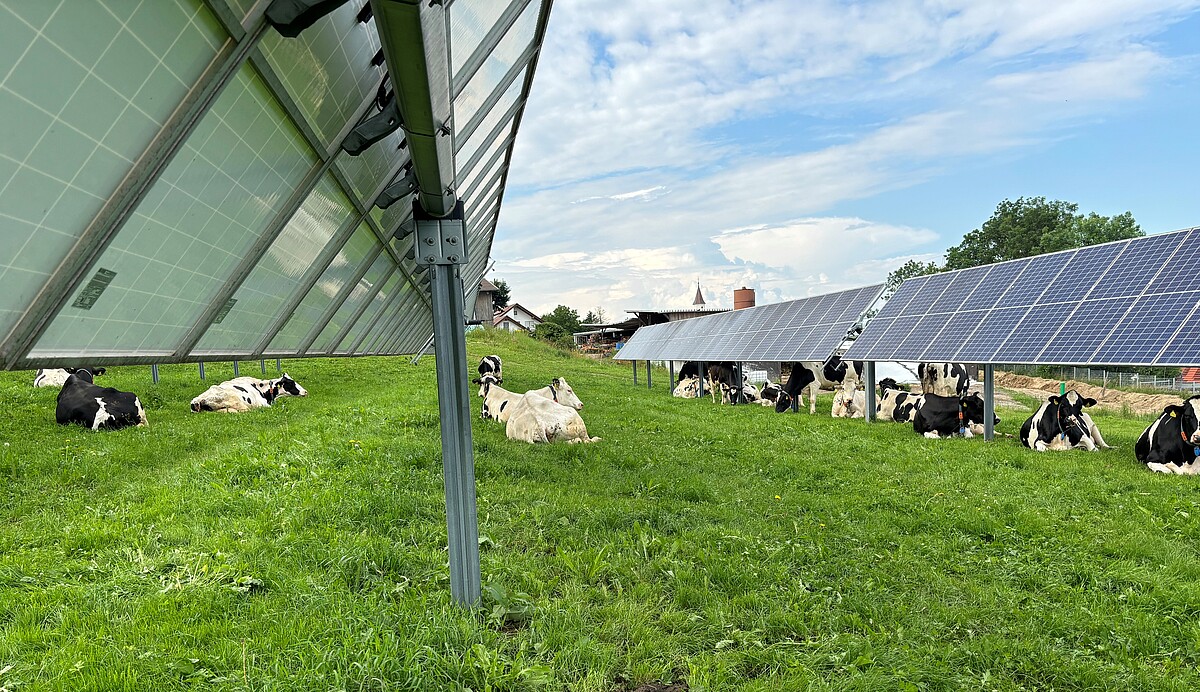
[326,266,397,354]
[983,364,995,441]
[0,12,269,369]
[646,360,653,390]
[863,361,876,422]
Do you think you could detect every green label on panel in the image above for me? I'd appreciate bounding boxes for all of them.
[71,268,117,310]
[213,298,238,324]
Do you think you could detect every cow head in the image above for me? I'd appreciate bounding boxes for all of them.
[278,373,307,397]
[477,373,500,397]
[1048,390,1097,446]
[822,357,847,383]
[70,369,95,384]
[877,377,900,396]
[760,382,781,402]
[832,389,855,417]
[550,377,583,410]
[960,392,1000,427]
[1164,395,1200,445]
[774,391,793,413]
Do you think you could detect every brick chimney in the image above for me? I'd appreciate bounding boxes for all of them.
[734,287,756,310]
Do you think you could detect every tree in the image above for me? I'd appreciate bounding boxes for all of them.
[583,307,607,325]
[532,322,573,348]
[944,197,1142,270]
[541,305,582,334]
[491,279,511,311]
[883,259,942,300]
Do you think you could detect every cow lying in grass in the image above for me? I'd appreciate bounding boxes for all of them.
[673,377,701,398]
[1136,395,1200,474]
[1020,390,1109,452]
[56,369,146,431]
[876,379,924,423]
[913,392,998,438]
[190,374,306,413]
[477,375,583,422]
[35,367,106,388]
[505,392,600,444]
[831,388,866,418]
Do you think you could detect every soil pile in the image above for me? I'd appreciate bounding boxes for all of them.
[994,371,1182,415]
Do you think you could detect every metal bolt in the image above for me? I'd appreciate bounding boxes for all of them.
[446,236,458,245]
[426,256,435,263]
[425,238,435,245]
[447,255,459,263]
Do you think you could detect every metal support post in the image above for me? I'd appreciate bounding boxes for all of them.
[633,361,638,385]
[233,360,239,377]
[669,361,675,385]
[260,359,267,375]
[646,360,652,390]
[275,358,282,373]
[417,200,480,608]
[983,364,995,441]
[734,363,744,405]
[697,361,706,398]
[151,364,159,384]
[199,362,205,380]
[863,361,876,422]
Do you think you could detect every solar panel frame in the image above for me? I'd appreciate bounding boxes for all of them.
[845,227,1200,366]
[613,284,884,363]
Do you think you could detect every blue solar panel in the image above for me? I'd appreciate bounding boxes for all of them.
[1035,298,1135,364]
[846,227,1200,366]
[951,307,1029,362]
[1052,242,1125,303]
[1086,231,1183,300]
[614,284,883,362]
[1093,292,1200,364]
[994,252,1074,308]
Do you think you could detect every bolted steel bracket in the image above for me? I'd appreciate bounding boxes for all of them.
[413,200,467,266]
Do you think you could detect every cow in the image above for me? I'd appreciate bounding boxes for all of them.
[832,388,867,418]
[912,392,998,438]
[673,377,701,398]
[1020,390,1110,452]
[473,355,503,385]
[190,379,280,413]
[877,377,900,395]
[56,369,146,431]
[919,362,971,397]
[877,384,925,423]
[774,357,864,414]
[759,381,784,407]
[1135,395,1200,474]
[505,393,600,444]
[678,361,704,382]
[34,367,106,388]
[478,375,583,421]
[227,373,307,398]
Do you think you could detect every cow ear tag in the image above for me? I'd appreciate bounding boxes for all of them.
[1171,411,1178,417]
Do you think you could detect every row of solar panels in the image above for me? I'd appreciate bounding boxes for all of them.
[0,0,553,370]
[616,227,1200,368]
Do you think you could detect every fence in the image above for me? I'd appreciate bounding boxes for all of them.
[999,364,1196,393]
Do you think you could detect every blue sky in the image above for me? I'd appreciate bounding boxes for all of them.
[491,0,1200,320]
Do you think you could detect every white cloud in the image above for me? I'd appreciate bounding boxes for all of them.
[489,0,1200,319]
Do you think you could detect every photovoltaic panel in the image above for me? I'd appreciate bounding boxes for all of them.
[614,284,883,363]
[845,227,1200,366]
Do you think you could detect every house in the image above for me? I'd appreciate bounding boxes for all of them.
[474,278,499,325]
[493,303,543,332]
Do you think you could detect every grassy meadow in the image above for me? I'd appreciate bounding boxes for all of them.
[1,328,1199,691]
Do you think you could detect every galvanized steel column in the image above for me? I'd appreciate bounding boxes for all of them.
[983,364,995,441]
[863,361,876,422]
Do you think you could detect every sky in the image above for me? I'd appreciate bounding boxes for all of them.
[490,0,1200,321]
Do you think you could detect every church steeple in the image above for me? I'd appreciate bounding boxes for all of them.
[692,281,706,307]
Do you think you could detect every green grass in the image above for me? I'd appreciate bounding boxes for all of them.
[2,331,1199,691]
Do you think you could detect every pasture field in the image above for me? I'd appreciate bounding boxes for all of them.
[2,330,1199,691]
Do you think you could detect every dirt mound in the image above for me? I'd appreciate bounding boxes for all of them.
[994,371,1181,415]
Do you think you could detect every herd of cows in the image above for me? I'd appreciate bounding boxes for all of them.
[23,354,1200,475]
[30,366,307,430]
[672,358,1200,475]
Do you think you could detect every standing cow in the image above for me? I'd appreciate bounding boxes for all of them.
[1020,390,1109,452]
[1135,395,1200,474]
[918,362,971,397]
[774,357,864,414]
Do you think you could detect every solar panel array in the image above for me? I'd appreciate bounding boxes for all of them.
[0,0,552,369]
[614,284,883,362]
[844,227,1200,366]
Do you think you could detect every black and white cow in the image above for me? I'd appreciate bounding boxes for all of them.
[1135,395,1200,474]
[831,388,866,418]
[34,367,106,388]
[672,376,701,399]
[773,357,864,414]
[228,373,307,398]
[912,392,998,438]
[190,379,280,413]
[678,361,704,382]
[473,355,503,385]
[918,362,971,397]
[56,369,146,431]
[1020,390,1109,452]
[759,381,784,407]
[876,380,925,423]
